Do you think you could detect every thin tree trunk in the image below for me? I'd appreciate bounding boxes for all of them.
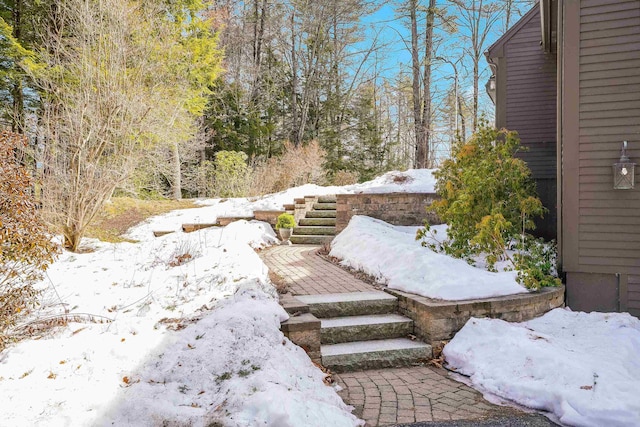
[473,60,479,132]
[172,142,182,200]
[12,0,24,133]
[458,94,466,141]
[419,0,436,168]
[290,8,298,145]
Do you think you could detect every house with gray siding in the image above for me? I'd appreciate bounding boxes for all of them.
[486,0,640,317]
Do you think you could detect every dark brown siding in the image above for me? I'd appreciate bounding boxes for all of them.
[578,0,640,276]
[505,10,557,180]
[503,8,558,239]
[629,276,640,317]
[563,0,640,316]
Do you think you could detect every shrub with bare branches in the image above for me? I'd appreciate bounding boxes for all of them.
[251,141,326,195]
[0,131,59,351]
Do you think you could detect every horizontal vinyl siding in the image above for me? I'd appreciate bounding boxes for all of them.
[505,8,557,180]
[629,276,640,316]
[578,0,640,274]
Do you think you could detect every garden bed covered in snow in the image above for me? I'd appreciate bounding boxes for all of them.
[329,216,564,345]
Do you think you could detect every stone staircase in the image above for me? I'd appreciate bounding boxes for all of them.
[294,291,432,372]
[290,195,337,245]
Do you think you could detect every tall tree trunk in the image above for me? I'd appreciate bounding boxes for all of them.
[410,0,425,169]
[419,0,436,168]
[250,0,267,102]
[472,60,479,132]
[290,8,299,145]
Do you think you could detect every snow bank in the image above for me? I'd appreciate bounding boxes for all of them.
[0,220,360,426]
[444,309,640,426]
[101,286,358,427]
[330,216,526,301]
[346,169,436,194]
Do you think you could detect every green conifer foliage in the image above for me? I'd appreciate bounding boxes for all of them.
[417,122,560,290]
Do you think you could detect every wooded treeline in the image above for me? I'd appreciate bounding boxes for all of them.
[202,0,533,174]
[0,0,533,249]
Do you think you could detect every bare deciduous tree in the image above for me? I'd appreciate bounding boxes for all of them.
[34,0,220,250]
[451,0,502,132]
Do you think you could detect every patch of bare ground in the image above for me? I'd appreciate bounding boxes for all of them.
[85,197,198,243]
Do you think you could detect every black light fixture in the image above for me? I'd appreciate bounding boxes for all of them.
[613,141,635,190]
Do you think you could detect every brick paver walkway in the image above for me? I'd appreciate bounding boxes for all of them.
[335,366,527,426]
[261,245,372,295]
[261,245,554,427]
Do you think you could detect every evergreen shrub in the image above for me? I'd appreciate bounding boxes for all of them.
[417,123,560,290]
[275,213,295,230]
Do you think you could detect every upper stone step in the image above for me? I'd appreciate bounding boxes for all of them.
[313,202,337,210]
[317,195,337,203]
[321,338,432,372]
[321,313,413,344]
[296,291,397,318]
[294,226,336,236]
[306,210,337,219]
[299,218,336,226]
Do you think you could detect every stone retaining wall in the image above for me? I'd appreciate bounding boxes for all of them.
[335,193,441,233]
[386,286,565,346]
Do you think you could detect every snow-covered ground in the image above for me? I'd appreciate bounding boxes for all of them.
[129,169,436,240]
[444,309,640,427]
[0,219,361,426]
[4,168,638,427]
[330,216,527,300]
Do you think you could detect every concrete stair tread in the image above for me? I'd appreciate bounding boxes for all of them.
[321,338,429,357]
[317,195,337,203]
[321,313,411,329]
[289,235,334,244]
[313,202,337,210]
[297,291,395,305]
[299,218,336,226]
[305,211,337,218]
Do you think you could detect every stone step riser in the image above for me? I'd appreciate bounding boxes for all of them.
[313,202,337,210]
[322,346,432,373]
[305,211,337,219]
[307,300,397,318]
[322,321,413,345]
[294,226,336,236]
[289,235,334,245]
[299,218,336,226]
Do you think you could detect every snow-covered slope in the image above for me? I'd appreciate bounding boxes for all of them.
[0,221,361,426]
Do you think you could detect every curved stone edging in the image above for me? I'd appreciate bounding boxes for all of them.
[384,286,566,345]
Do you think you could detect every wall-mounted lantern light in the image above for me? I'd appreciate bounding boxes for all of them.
[613,141,635,190]
[485,75,496,105]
